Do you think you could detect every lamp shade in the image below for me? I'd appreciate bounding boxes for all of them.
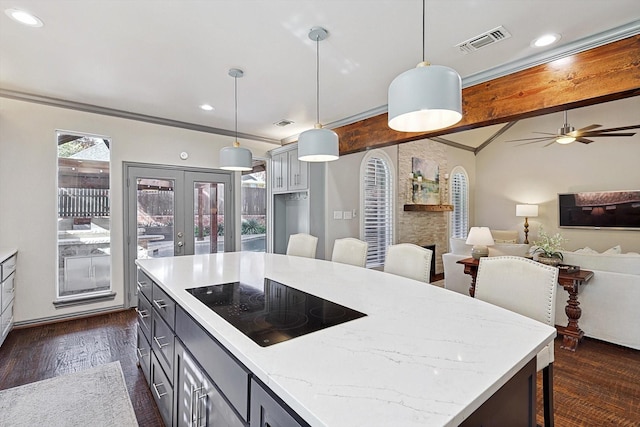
[465,227,495,246]
[516,204,539,217]
[219,145,252,171]
[388,64,462,132]
[298,126,339,162]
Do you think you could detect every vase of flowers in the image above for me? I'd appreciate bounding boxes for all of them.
[533,228,567,267]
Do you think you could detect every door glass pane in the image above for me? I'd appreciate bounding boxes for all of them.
[137,178,175,258]
[241,164,266,252]
[193,181,224,255]
[57,133,111,299]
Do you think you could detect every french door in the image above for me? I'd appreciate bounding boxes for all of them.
[124,164,234,307]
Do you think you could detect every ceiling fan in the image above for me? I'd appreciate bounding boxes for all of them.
[507,111,640,147]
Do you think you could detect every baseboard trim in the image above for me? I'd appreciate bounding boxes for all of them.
[13,305,127,329]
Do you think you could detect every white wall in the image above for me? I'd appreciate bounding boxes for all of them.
[0,97,275,323]
[324,146,398,260]
[474,97,640,253]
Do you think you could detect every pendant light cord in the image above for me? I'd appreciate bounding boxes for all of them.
[234,74,238,141]
[422,0,425,62]
[316,34,320,125]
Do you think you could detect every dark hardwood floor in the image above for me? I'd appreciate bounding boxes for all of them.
[0,309,638,426]
[0,310,163,427]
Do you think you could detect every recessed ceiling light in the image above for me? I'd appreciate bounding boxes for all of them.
[5,8,44,27]
[531,33,561,48]
[200,104,214,111]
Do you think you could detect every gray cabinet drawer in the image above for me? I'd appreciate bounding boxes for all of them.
[250,378,306,427]
[1,273,15,312]
[137,293,152,340]
[137,268,153,302]
[176,307,250,422]
[1,299,14,344]
[1,254,16,282]
[152,282,176,329]
[152,309,175,382]
[137,325,151,384]
[151,352,174,427]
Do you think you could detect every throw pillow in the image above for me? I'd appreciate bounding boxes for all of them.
[575,247,599,254]
[602,245,622,255]
[494,238,517,243]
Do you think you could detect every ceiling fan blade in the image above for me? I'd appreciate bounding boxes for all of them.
[532,132,559,136]
[506,137,555,143]
[573,124,602,134]
[590,125,640,133]
[580,133,636,137]
[543,140,557,147]
[576,137,594,144]
[515,139,554,147]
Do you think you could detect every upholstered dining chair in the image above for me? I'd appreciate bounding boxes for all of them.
[286,233,318,259]
[331,238,368,267]
[383,243,432,283]
[474,255,559,427]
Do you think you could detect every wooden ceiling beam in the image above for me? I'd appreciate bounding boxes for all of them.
[336,35,640,155]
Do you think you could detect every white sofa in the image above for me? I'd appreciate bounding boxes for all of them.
[555,249,640,350]
[442,230,531,294]
[443,234,640,350]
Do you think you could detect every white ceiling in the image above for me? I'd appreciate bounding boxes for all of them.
[1,0,639,148]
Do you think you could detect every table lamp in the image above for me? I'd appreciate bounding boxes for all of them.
[465,227,494,259]
[516,204,539,244]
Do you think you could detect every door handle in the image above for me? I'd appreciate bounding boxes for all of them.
[177,241,184,247]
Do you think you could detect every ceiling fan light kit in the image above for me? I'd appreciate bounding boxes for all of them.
[298,26,339,163]
[387,0,463,132]
[219,68,253,172]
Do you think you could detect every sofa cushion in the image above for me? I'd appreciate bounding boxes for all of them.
[575,246,599,254]
[490,229,519,243]
[602,245,622,255]
[560,251,640,275]
[449,237,472,255]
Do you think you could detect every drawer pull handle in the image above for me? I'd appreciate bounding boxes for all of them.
[152,382,168,399]
[135,308,149,319]
[153,299,168,310]
[154,336,169,348]
[136,347,148,359]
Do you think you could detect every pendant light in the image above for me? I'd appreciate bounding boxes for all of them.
[298,26,339,162]
[388,0,462,132]
[219,68,252,171]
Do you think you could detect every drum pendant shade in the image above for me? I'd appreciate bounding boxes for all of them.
[388,64,462,132]
[220,68,252,172]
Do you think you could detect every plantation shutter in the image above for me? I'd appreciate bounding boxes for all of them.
[363,156,393,267]
[451,171,469,238]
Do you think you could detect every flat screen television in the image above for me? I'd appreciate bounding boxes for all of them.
[558,190,640,230]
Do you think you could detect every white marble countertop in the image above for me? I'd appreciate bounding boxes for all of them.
[136,252,556,427]
[0,248,17,264]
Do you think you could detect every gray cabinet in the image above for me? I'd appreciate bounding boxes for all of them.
[272,151,288,193]
[0,253,16,348]
[174,340,245,427]
[250,378,304,427]
[270,144,326,257]
[271,146,309,194]
[287,150,308,192]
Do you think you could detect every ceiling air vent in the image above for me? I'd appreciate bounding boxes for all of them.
[274,119,294,127]
[455,26,512,54]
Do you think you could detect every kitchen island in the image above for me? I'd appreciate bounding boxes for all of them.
[136,252,556,426]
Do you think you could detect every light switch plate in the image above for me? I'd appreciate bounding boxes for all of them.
[343,211,353,220]
[333,211,343,220]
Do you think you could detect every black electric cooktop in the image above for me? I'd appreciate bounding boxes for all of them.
[186,279,366,347]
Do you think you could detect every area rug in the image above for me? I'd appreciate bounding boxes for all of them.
[0,361,138,426]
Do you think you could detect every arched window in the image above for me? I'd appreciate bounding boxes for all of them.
[450,166,469,239]
[360,150,394,268]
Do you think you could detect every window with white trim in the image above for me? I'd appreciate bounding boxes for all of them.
[450,166,469,239]
[360,150,394,268]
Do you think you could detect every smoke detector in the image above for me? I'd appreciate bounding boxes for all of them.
[455,26,512,54]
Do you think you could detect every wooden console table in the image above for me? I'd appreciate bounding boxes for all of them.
[457,257,594,351]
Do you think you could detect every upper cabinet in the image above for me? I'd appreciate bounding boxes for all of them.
[271,145,308,193]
